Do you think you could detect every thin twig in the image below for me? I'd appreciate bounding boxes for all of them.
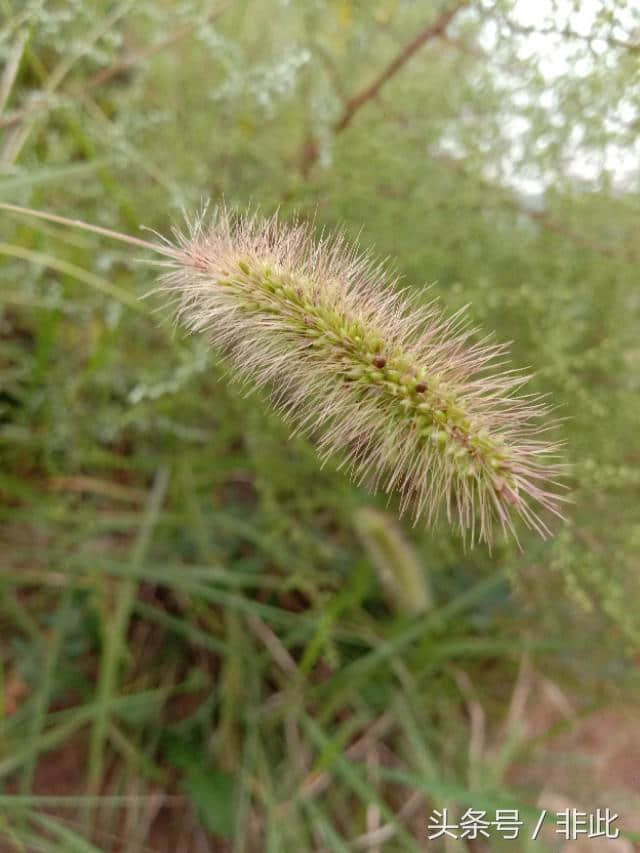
[350,790,424,850]
[335,1,470,133]
[431,152,640,265]
[86,2,229,89]
[452,669,486,771]
[246,613,298,676]
[0,3,228,130]
[300,1,469,176]
[276,713,396,817]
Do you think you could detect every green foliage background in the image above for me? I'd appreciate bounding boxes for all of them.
[1,0,639,850]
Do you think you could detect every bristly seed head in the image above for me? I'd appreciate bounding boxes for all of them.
[159,204,568,547]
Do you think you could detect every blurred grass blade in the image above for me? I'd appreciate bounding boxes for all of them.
[30,812,104,853]
[0,242,146,312]
[0,161,106,194]
[87,467,169,797]
[354,507,433,615]
[0,30,28,116]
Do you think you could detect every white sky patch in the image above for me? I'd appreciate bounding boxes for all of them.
[470,0,640,195]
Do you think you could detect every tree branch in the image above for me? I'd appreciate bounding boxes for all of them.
[86,2,229,88]
[299,1,469,176]
[0,3,228,130]
[431,151,640,265]
[334,1,470,133]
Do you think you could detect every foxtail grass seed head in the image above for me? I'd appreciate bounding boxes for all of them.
[0,200,566,546]
[159,205,566,547]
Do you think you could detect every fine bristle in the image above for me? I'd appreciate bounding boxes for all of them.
[160,205,568,547]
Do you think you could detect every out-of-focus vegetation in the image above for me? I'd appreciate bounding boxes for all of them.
[1,0,639,850]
